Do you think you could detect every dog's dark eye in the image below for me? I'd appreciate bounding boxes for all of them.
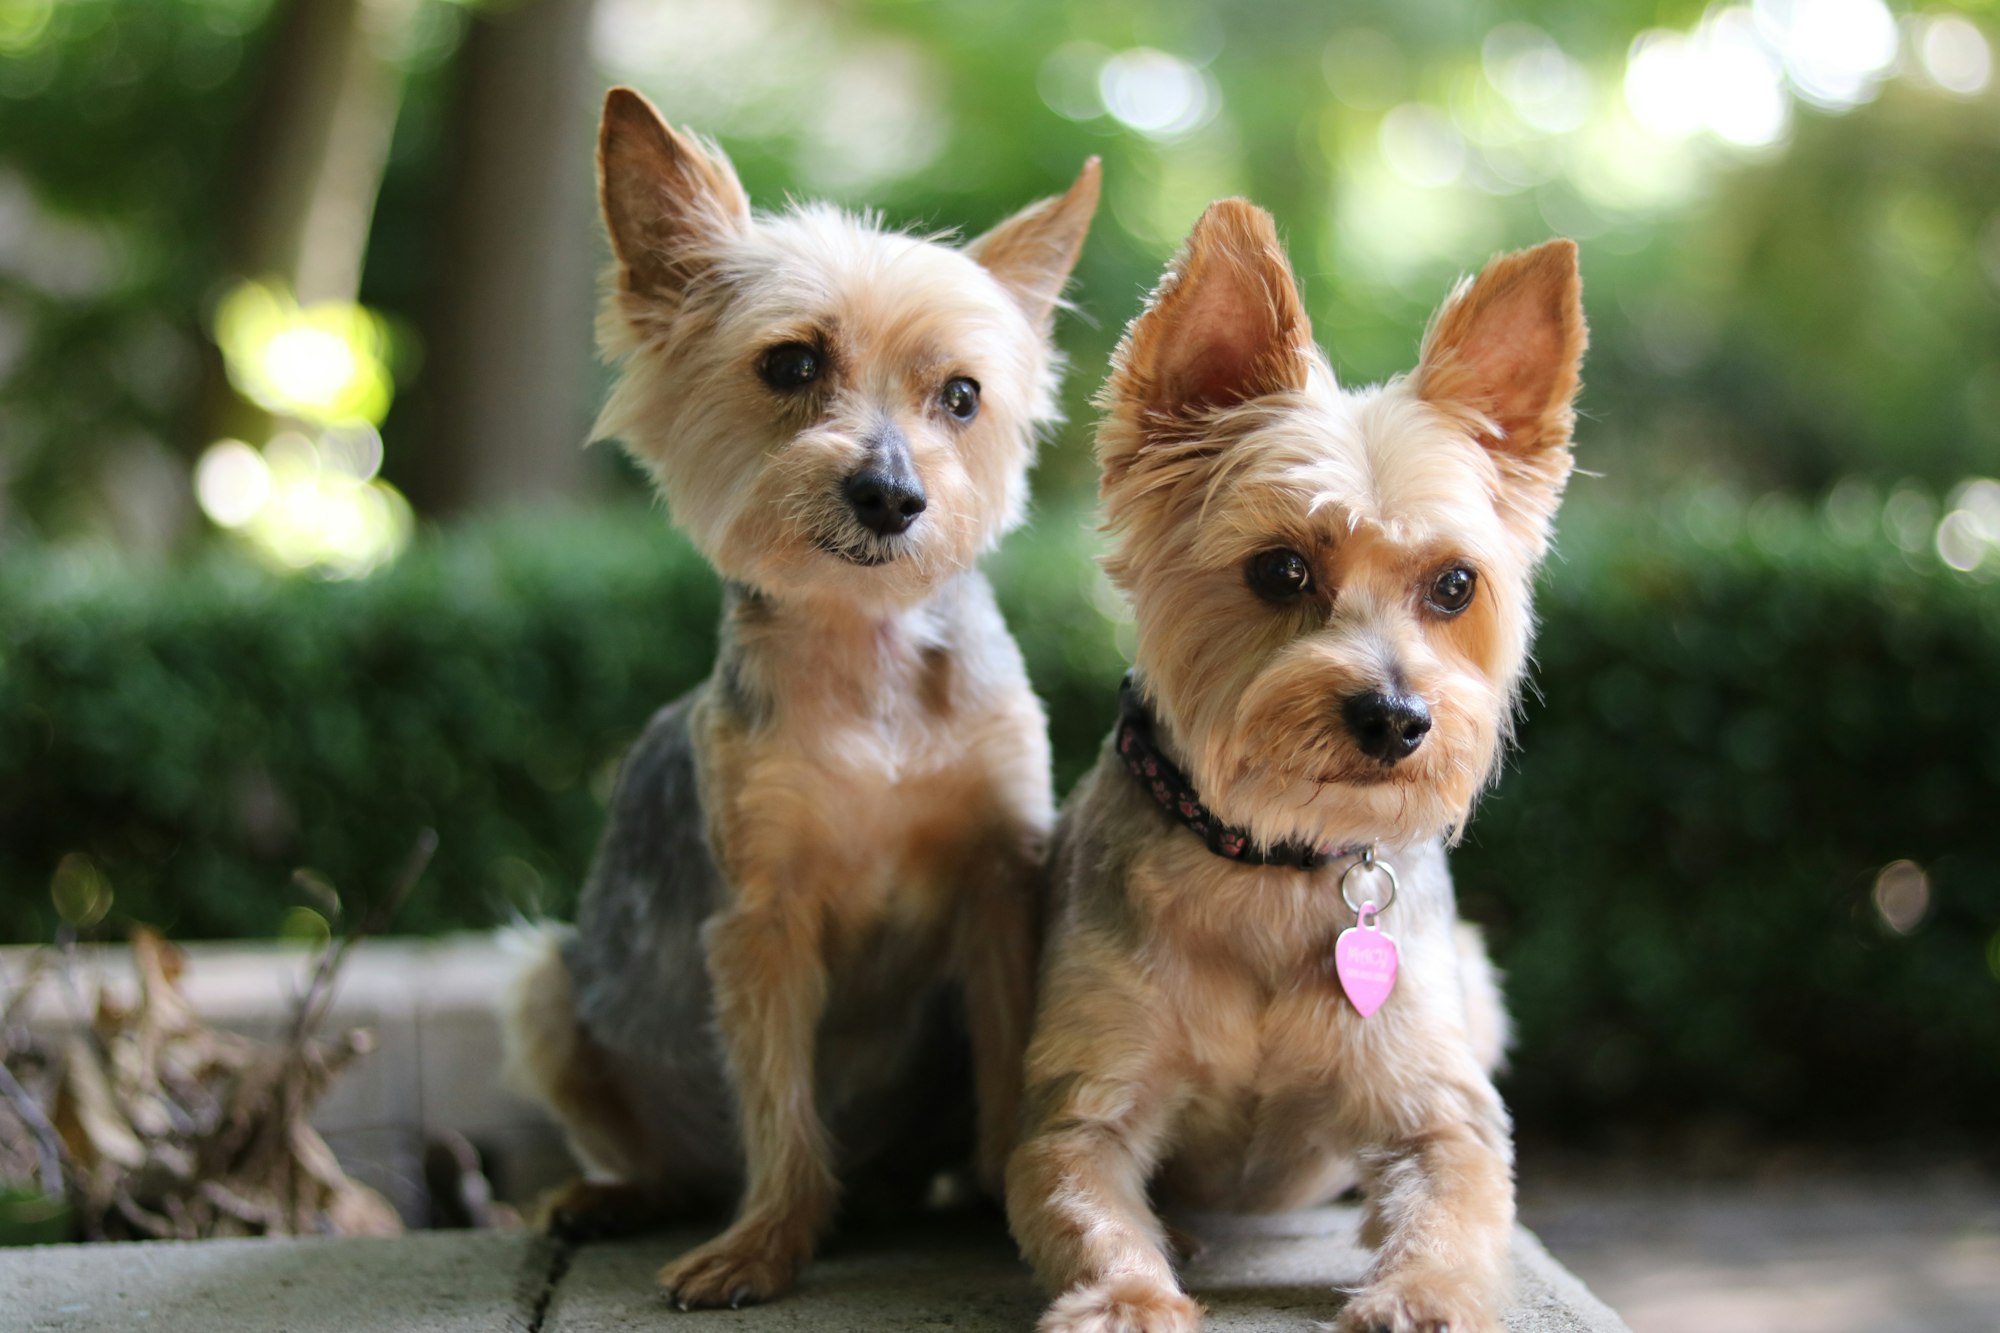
[1425,565,1477,616]
[942,376,980,422]
[1247,548,1313,601]
[759,343,821,392]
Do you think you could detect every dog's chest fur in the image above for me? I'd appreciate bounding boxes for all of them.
[1058,761,1470,1211]
[706,572,1048,961]
[564,570,1048,1184]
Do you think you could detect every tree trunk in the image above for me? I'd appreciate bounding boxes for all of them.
[400,0,601,517]
[229,0,415,302]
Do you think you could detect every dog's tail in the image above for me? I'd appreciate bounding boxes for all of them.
[496,921,581,1110]
[497,921,659,1195]
[1454,921,1513,1077]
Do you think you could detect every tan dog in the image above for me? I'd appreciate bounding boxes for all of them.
[502,87,1098,1309]
[1005,201,1584,1333]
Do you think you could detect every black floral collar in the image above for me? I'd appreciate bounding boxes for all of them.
[1115,675,1360,870]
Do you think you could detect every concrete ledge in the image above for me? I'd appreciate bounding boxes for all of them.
[0,1229,533,1332]
[0,1207,1627,1332]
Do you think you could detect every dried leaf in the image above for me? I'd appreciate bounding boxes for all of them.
[5,841,432,1241]
[53,1037,144,1172]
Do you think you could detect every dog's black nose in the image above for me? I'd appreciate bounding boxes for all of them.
[1342,691,1432,763]
[843,463,927,537]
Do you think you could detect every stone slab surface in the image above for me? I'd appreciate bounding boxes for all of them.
[0,1208,1626,1333]
[1521,1168,2000,1333]
[546,1207,1627,1333]
[0,1229,536,1332]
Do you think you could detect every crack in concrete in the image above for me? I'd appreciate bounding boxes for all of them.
[511,1233,577,1332]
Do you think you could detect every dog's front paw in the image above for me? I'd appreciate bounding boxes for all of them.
[1336,1269,1500,1333]
[656,1223,804,1311]
[1039,1277,1202,1333]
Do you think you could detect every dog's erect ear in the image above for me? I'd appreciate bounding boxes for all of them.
[966,158,1101,332]
[1413,239,1585,459]
[1109,199,1312,433]
[598,87,750,299]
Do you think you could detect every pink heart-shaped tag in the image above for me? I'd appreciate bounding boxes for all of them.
[1334,914,1399,1018]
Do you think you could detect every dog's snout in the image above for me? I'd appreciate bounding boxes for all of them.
[843,429,927,538]
[1341,691,1432,763]
[843,466,926,536]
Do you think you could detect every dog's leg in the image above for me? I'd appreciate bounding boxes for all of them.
[954,831,1044,1195]
[1008,969,1200,1333]
[1008,1107,1200,1333]
[1339,1085,1514,1333]
[656,902,834,1309]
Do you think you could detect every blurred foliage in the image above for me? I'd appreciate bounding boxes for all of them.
[0,508,722,939]
[1462,494,2000,1141]
[0,0,278,540]
[3,0,1998,544]
[3,0,1999,1148]
[3,498,1996,1137]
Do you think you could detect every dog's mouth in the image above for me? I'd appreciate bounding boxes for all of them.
[1325,767,1398,787]
[1306,754,1427,788]
[814,533,900,567]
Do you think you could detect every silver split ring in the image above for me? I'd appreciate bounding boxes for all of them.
[1339,848,1399,917]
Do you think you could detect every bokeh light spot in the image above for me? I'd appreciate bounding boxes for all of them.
[279,905,332,950]
[0,0,53,55]
[1698,9,1791,148]
[1871,859,1929,935]
[796,38,943,191]
[1822,477,1880,545]
[195,428,413,579]
[1625,31,1704,138]
[50,852,112,929]
[1935,508,1990,573]
[1039,41,1109,122]
[1098,48,1216,141]
[195,439,272,529]
[1918,14,1994,97]
[1756,0,1896,110]
[1883,484,1937,553]
[319,424,385,483]
[214,280,395,427]
[1948,477,2000,531]
[264,326,357,412]
[492,856,547,912]
[1482,24,1590,134]
[1378,104,1466,188]
[1624,10,1793,149]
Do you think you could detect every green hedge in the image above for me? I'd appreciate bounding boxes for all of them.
[3,498,1996,1138]
[1455,499,2000,1142]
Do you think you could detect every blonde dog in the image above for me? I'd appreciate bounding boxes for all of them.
[1006,200,1583,1333]
[504,87,1099,1309]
